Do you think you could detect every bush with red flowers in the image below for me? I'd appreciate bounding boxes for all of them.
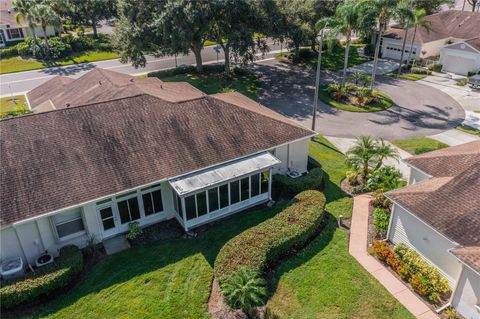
[372,240,390,261]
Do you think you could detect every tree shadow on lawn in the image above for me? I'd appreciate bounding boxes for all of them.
[7,202,289,319]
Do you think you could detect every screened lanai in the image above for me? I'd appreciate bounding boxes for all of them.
[169,152,280,230]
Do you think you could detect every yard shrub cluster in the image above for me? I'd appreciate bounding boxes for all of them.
[410,66,432,75]
[0,245,83,309]
[0,34,113,60]
[328,82,380,107]
[372,241,450,303]
[214,190,326,307]
[272,167,324,196]
[427,63,443,72]
[373,208,390,238]
[365,166,404,192]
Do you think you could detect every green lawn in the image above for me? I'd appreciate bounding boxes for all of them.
[456,124,480,136]
[318,85,394,112]
[276,45,367,71]
[0,51,119,74]
[0,94,31,118]
[386,72,427,81]
[7,137,412,319]
[391,137,449,155]
[156,70,259,100]
[266,136,413,318]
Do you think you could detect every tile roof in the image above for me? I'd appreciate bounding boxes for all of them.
[388,144,480,247]
[0,75,314,226]
[451,246,480,273]
[403,141,480,177]
[385,10,480,44]
[26,68,205,110]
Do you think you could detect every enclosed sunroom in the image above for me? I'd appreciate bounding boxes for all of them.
[169,152,280,230]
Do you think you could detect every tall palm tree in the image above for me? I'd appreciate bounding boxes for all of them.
[31,3,61,50]
[358,0,398,89]
[13,0,38,43]
[333,0,360,87]
[405,8,431,69]
[395,1,415,76]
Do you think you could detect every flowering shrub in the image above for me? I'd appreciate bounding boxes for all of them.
[372,240,390,261]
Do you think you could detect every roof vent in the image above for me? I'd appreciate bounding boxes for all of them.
[99,80,102,85]
[65,103,70,108]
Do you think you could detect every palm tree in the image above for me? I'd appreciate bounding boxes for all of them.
[395,1,415,76]
[222,268,267,317]
[350,71,364,85]
[358,0,398,89]
[333,0,360,87]
[346,136,399,179]
[405,8,431,69]
[31,2,61,51]
[13,0,38,43]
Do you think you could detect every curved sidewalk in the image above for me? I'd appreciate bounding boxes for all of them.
[349,194,440,319]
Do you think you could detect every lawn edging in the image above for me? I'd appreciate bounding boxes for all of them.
[318,84,394,112]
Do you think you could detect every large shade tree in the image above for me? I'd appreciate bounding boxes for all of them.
[63,0,117,38]
[412,0,454,14]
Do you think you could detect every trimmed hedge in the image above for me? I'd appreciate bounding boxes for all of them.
[214,190,326,283]
[0,245,83,309]
[272,168,324,196]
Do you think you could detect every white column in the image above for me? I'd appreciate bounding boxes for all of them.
[268,169,273,200]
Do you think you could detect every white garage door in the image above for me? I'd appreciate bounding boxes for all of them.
[442,55,476,75]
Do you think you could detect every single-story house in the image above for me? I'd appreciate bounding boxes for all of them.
[0,68,316,267]
[0,0,60,48]
[386,141,480,319]
[381,10,480,75]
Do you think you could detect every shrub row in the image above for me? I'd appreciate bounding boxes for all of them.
[214,190,326,283]
[0,34,113,60]
[272,167,324,197]
[410,66,432,75]
[147,64,248,78]
[0,245,83,309]
[427,63,442,72]
[372,241,450,303]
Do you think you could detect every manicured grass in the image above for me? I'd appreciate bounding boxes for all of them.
[386,72,427,81]
[391,137,449,154]
[0,95,28,113]
[158,70,259,100]
[276,45,367,71]
[266,136,413,318]
[318,85,394,112]
[0,51,119,74]
[456,124,480,136]
[8,136,412,319]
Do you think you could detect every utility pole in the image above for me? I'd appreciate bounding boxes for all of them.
[312,24,327,132]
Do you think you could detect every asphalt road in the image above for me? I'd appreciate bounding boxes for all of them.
[0,42,283,96]
[251,59,465,139]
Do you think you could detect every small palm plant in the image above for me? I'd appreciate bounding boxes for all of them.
[222,268,267,318]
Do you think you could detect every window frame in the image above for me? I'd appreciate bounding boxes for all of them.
[140,184,164,216]
[6,28,24,40]
[51,208,86,242]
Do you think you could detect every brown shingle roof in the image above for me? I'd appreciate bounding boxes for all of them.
[451,246,480,273]
[465,37,480,51]
[403,141,480,177]
[0,91,314,226]
[388,162,480,247]
[385,10,480,44]
[27,68,205,110]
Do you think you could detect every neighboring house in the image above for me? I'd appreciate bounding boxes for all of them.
[0,0,59,48]
[0,68,315,267]
[381,10,480,75]
[386,141,480,319]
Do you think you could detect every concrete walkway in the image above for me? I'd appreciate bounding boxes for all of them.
[428,129,479,146]
[349,194,440,319]
[325,136,412,179]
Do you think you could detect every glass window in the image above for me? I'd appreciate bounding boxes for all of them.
[185,195,196,220]
[100,207,115,230]
[196,192,207,216]
[208,188,219,212]
[117,197,140,224]
[219,185,229,208]
[52,208,85,239]
[177,195,182,214]
[261,170,269,194]
[241,177,249,201]
[143,189,163,216]
[230,180,240,204]
[173,192,179,213]
[152,190,163,212]
[251,174,260,197]
[7,28,24,39]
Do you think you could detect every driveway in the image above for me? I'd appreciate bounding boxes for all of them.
[348,59,399,75]
[251,59,465,140]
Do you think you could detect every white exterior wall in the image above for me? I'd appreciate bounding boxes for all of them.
[272,138,309,174]
[452,265,480,319]
[408,167,430,184]
[388,204,462,287]
[440,45,480,76]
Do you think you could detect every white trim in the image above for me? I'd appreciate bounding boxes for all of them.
[442,40,480,54]
[6,136,315,229]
